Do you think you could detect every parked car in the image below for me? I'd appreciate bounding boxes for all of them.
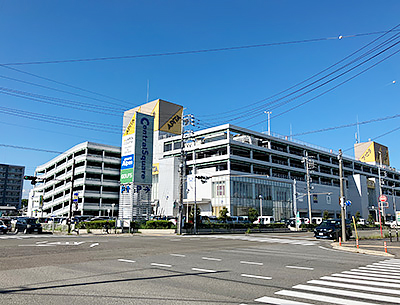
[0,220,9,234]
[0,218,12,232]
[253,216,275,225]
[15,218,42,234]
[314,219,351,241]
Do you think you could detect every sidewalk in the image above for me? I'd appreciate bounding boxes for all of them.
[332,229,400,258]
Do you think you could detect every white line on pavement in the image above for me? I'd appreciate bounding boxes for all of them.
[332,272,400,283]
[191,268,217,273]
[276,290,379,305]
[240,261,263,266]
[255,296,313,305]
[241,274,271,280]
[359,266,400,273]
[292,284,400,304]
[90,243,99,248]
[151,263,172,268]
[286,265,314,270]
[170,254,186,257]
[202,257,222,261]
[310,279,400,295]
[118,259,136,263]
[349,269,400,278]
[320,276,400,288]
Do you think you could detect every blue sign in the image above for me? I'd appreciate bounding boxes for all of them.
[121,154,134,170]
[345,200,352,206]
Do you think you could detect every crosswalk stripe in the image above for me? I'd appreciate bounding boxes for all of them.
[358,266,400,274]
[309,279,400,295]
[292,284,400,304]
[349,269,400,278]
[322,275,400,288]
[372,262,400,269]
[368,263,400,270]
[255,296,313,304]
[332,272,400,283]
[275,290,379,305]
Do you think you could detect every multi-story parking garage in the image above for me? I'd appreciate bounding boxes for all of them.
[28,142,120,217]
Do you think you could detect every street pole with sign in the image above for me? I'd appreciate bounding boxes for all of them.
[338,150,346,242]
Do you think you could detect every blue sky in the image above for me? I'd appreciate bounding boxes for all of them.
[0,1,399,198]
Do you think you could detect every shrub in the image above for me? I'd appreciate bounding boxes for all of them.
[145,220,175,229]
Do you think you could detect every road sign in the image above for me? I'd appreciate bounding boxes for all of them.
[345,200,352,206]
[379,194,387,202]
[73,192,79,203]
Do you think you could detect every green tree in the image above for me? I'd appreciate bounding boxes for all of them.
[322,210,329,220]
[218,207,229,223]
[21,199,28,208]
[367,213,375,226]
[248,207,259,223]
[189,207,201,224]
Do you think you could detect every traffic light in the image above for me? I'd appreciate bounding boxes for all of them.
[24,175,38,185]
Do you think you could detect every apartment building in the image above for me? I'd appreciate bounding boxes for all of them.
[0,163,24,213]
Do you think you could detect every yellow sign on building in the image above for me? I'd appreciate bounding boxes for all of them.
[354,141,390,166]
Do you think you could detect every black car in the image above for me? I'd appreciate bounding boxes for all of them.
[15,218,42,234]
[0,220,8,234]
[314,219,352,241]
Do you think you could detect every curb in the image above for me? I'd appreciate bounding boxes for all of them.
[331,242,394,257]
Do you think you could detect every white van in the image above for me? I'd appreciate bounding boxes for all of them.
[253,216,275,225]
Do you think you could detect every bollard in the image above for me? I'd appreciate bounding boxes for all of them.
[356,239,359,249]
[339,236,342,246]
[384,241,388,253]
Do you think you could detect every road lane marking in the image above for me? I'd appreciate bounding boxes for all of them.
[240,261,263,266]
[90,243,99,248]
[276,290,378,305]
[202,257,222,261]
[151,263,172,268]
[191,268,217,273]
[286,265,314,270]
[36,241,48,244]
[372,262,400,268]
[292,284,400,304]
[118,259,136,263]
[309,279,400,295]
[255,296,312,304]
[332,272,400,283]
[170,254,186,257]
[241,274,271,280]
[359,266,400,273]
[321,275,400,288]
[350,269,400,278]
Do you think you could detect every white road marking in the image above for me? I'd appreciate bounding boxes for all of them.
[191,268,217,273]
[286,265,314,270]
[118,259,136,263]
[293,284,400,304]
[324,275,400,287]
[276,290,379,305]
[241,274,271,280]
[170,254,186,257]
[90,243,99,248]
[255,296,313,304]
[309,279,400,295]
[202,257,222,261]
[372,262,400,269]
[151,263,172,268]
[359,266,400,273]
[349,269,400,278]
[332,272,400,283]
[240,261,263,266]
[36,241,48,244]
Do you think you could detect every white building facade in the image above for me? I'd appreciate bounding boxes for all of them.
[29,142,120,217]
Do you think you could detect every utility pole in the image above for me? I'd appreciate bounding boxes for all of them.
[338,149,346,242]
[302,151,313,223]
[193,149,197,235]
[293,179,299,231]
[68,159,75,234]
[378,151,384,237]
[259,195,263,218]
[393,184,398,238]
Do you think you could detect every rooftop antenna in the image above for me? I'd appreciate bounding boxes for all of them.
[146,79,150,103]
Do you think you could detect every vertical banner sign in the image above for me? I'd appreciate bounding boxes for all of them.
[133,112,154,184]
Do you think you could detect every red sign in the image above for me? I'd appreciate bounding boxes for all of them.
[379,195,388,202]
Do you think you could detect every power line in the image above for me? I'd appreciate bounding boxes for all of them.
[0,144,63,154]
[199,24,400,125]
[292,114,400,137]
[1,30,397,66]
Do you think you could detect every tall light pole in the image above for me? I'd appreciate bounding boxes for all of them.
[259,195,263,218]
[378,151,384,237]
[302,151,313,223]
[264,111,272,135]
[338,149,346,242]
[67,159,76,234]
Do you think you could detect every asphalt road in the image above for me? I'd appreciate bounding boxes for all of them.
[0,232,398,305]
